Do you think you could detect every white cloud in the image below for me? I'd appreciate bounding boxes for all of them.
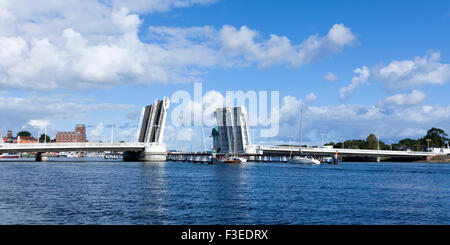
[373,51,450,91]
[279,95,302,124]
[305,93,317,103]
[338,51,450,99]
[304,104,450,140]
[28,119,50,129]
[339,66,370,99]
[89,123,104,139]
[0,95,134,131]
[324,72,338,82]
[220,23,356,68]
[0,0,357,90]
[110,0,216,14]
[378,89,427,107]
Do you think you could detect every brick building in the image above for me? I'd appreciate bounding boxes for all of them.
[55,124,87,143]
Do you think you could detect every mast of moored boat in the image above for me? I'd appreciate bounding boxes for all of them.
[298,103,304,157]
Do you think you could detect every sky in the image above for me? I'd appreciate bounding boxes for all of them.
[0,0,449,150]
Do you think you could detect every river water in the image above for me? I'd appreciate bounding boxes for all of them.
[0,159,448,224]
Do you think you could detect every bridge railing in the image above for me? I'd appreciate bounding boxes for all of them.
[262,146,434,156]
[0,142,162,149]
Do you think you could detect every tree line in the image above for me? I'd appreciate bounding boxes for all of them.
[325,128,449,151]
[13,131,51,143]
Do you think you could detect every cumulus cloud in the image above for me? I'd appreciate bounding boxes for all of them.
[303,104,450,140]
[378,89,427,107]
[0,95,134,131]
[28,119,50,129]
[338,51,450,99]
[110,0,216,14]
[324,72,338,82]
[0,1,357,90]
[279,95,302,124]
[339,66,370,99]
[220,23,356,67]
[305,93,317,103]
[88,123,105,140]
[252,102,450,147]
[372,51,450,91]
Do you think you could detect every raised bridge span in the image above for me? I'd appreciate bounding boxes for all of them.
[0,97,171,162]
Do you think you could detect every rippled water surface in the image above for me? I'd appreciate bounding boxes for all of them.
[0,159,448,224]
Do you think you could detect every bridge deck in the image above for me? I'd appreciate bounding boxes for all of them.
[262,146,434,157]
[0,142,157,153]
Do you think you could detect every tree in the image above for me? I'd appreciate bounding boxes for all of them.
[420,128,448,148]
[366,133,378,150]
[39,134,51,143]
[17,131,31,137]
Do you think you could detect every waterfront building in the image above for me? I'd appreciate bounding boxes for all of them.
[2,130,17,143]
[213,106,251,154]
[18,136,38,144]
[55,124,87,143]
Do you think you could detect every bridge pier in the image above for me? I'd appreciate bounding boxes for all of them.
[123,144,167,162]
[35,153,48,162]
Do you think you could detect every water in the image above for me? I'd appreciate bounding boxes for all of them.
[0,158,448,225]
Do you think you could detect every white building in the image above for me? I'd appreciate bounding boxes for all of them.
[430,147,450,155]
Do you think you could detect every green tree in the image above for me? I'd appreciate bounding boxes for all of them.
[17,131,31,137]
[366,133,378,150]
[420,128,448,148]
[39,134,51,143]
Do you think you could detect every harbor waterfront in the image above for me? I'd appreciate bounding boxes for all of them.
[0,158,448,225]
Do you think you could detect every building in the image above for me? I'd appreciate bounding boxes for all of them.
[55,124,87,143]
[430,147,450,155]
[18,136,38,144]
[213,106,251,154]
[2,130,17,143]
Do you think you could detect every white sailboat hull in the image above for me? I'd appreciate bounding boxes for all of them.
[290,156,320,164]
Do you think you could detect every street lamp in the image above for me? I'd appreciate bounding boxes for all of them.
[426,139,431,152]
[340,138,345,149]
[320,133,326,148]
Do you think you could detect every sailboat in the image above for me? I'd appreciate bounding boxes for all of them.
[290,103,320,165]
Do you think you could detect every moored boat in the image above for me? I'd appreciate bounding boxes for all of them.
[0,153,19,159]
[219,156,247,164]
[290,156,320,164]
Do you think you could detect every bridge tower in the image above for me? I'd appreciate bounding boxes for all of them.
[123,97,170,162]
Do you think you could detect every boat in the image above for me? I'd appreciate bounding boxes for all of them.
[0,153,19,159]
[218,120,247,164]
[219,156,247,163]
[67,152,78,158]
[290,156,320,164]
[289,103,320,165]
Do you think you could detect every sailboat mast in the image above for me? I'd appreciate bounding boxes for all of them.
[299,103,303,155]
[233,120,237,157]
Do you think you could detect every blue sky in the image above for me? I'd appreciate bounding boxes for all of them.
[0,0,449,149]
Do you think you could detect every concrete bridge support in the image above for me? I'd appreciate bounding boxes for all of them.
[123,144,167,162]
[35,153,48,162]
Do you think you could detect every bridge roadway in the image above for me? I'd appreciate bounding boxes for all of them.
[0,142,152,153]
[261,146,434,159]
